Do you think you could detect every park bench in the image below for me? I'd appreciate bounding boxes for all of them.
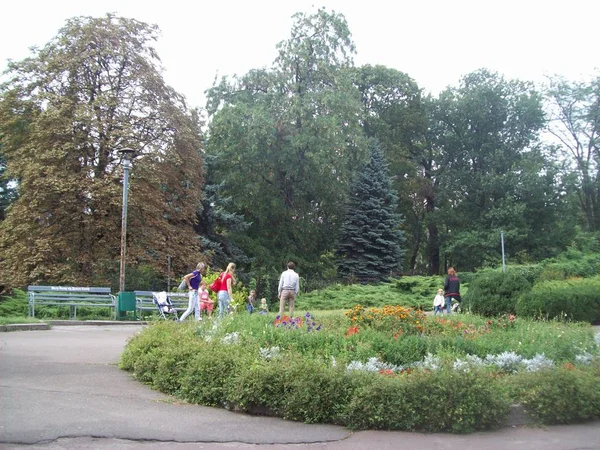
[134,290,190,318]
[28,285,115,319]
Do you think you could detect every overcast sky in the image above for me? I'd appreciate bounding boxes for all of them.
[1,0,598,109]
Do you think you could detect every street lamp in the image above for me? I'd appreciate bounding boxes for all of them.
[118,148,135,294]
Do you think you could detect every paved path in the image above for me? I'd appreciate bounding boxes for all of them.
[1,324,599,450]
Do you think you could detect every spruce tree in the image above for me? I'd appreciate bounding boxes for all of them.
[336,140,405,282]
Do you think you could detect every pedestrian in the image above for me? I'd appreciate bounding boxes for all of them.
[259,298,268,313]
[198,280,214,319]
[433,288,445,315]
[444,267,461,313]
[216,262,236,319]
[179,262,207,322]
[247,289,256,314]
[278,261,300,317]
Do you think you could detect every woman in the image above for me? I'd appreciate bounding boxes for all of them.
[179,262,206,322]
[216,262,236,319]
[444,267,461,314]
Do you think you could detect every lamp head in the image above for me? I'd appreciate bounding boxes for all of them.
[118,148,136,163]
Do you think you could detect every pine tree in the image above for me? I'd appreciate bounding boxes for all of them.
[194,155,251,270]
[336,140,405,282]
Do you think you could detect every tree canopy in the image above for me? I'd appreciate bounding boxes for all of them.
[0,15,204,287]
[0,10,595,291]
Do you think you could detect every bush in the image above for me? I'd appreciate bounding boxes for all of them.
[341,369,510,433]
[120,312,600,433]
[463,270,532,316]
[508,366,600,424]
[537,249,600,281]
[516,277,600,323]
[0,289,29,317]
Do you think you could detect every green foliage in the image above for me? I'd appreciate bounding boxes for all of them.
[341,369,510,433]
[0,289,28,317]
[120,311,600,432]
[537,248,600,281]
[546,75,600,232]
[336,140,405,282]
[516,276,600,323]
[180,342,253,406]
[205,8,365,278]
[296,276,449,311]
[463,270,532,316]
[507,365,600,424]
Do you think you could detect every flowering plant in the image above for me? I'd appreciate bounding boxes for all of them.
[274,312,321,332]
[345,304,425,335]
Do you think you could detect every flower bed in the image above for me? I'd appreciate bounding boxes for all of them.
[120,308,600,433]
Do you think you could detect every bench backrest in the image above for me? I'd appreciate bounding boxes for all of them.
[28,286,112,294]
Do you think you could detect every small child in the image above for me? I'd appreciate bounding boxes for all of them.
[198,281,214,319]
[259,298,268,313]
[433,288,445,315]
[247,289,256,314]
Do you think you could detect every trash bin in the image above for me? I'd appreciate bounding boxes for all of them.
[117,291,137,320]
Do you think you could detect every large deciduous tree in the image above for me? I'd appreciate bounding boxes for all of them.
[336,140,405,282]
[432,69,550,270]
[0,15,204,288]
[545,74,600,231]
[205,8,365,276]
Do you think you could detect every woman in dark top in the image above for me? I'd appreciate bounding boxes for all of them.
[444,267,461,313]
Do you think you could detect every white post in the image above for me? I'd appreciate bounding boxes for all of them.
[501,231,506,273]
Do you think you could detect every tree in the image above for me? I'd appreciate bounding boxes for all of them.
[0,149,17,221]
[336,140,405,282]
[431,69,549,270]
[351,65,430,273]
[194,154,251,270]
[0,15,204,288]
[545,74,600,231]
[205,9,365,276]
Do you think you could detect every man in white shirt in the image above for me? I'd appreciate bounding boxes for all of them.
[278,261,300,317]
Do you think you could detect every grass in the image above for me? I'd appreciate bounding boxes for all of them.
[0,316,45,325]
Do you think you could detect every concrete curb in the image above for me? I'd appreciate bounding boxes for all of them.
[0,323,51,332]
[0,320,148,331]
[47,320,147,326]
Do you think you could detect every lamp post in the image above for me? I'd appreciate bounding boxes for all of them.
[118,149,135,294]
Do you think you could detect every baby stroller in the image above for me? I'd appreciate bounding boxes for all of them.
[152,292,179,321]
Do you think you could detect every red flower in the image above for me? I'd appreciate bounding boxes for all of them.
[345,326,359,337]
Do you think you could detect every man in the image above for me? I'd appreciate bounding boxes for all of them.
[278,261,300,317]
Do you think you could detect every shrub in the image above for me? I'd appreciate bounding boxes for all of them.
[463,270,532,316]
[179,341,253,406]
[0,289,28,317]
[537,249,600,281]
[341,369,510,433]
[509,366,600,424]
[516,277,600,323]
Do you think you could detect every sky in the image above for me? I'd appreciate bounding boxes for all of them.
[1,0,598,110]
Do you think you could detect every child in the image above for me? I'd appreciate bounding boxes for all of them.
[247,289,256,314]
[259,298,268,313]
[198,281,214,319]
[433,288,445,315]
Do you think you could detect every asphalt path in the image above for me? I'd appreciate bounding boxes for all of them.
[1,324,599,450]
